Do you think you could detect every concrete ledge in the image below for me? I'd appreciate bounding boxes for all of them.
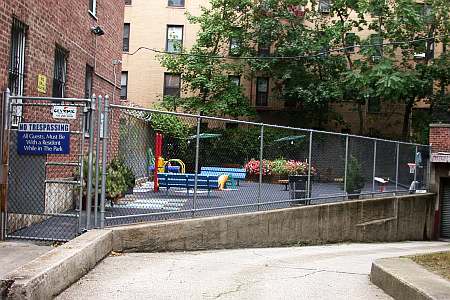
[111,193,436,252]
[370,257,450,300]
[0,229,112,300]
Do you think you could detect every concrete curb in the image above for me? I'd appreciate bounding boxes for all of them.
[0,229,112,300]
[370,257,450,300]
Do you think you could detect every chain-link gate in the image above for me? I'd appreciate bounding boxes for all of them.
[1,90,93,242]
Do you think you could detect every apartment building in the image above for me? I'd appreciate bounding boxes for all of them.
[122,0,445,137]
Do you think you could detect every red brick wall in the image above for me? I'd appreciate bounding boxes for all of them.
[0,0,124,178]
[430,125,450,153]
[0,0,124,100]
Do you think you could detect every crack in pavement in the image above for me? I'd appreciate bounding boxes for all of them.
[214,282,246,299]
[251,250,367,276]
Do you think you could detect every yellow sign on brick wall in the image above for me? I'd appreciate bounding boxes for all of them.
[37,74,47,93]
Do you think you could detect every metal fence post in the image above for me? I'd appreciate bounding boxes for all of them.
[78,100,87,233]
[100,96,109,229]
[0,89,11,240]
[192,116,201,217]
[258,125,264,210]
[94,95,103,228]
[414,145,418,190]
[343,135,349,199]
[307,131,313,199]
[395,142,399,193]
[372,140,377,193]
[86,95,96,230]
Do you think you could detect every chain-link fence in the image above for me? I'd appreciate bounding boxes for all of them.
[0,91,431,240]
[103,104,431,227]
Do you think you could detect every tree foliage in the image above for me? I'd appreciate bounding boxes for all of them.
[159,0,450,140]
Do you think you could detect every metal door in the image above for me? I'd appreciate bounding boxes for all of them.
[440,179,450,239]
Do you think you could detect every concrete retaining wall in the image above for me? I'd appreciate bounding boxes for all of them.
[112,193,436,252]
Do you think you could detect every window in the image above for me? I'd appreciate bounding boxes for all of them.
[89,0,97,16]
[8,18,27,126]
[368,96,381,113]
[120,72,128,100]
[345,32,356,53]
[229,75,241,86]
[163,73,181,97]
[420,4,433,23]
[414,38,435,60]
[370,34,383,60]
[166,25,183,53]
[123,23,130,52]
[229,37,241,56]
[168,0,184,7]
[125,0,132,5]
[52,46,68,99]
[84,65,94,133]
[84,65,94,99]
[256,77,269,106]
[319,0,331,13]
[318,31,329,58]
[258,42,270,57]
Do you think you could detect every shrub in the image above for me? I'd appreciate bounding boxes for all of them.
[271,159,289,176]
[345,155,365,194]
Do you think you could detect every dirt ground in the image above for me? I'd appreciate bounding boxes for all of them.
[411,251,450,281]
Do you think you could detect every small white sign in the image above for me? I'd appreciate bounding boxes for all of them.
[53,106,77,119]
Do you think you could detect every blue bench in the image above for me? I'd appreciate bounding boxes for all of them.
[200,167,246,186]
[157,173,219,196]
[149,165,181,173]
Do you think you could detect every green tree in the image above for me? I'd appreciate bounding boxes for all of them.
[159,0,255,117]
[159,0,450,139]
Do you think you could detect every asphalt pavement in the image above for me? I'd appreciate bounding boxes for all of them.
[57,241,450,300]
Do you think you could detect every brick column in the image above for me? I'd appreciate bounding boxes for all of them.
[429,124,450,239]
[430,124,450,154]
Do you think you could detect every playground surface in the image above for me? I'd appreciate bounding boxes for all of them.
[9,180,408,240]
[57,241,450,300]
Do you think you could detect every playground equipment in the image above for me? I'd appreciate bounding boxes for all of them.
[152,132,187,192]
[150,158,185,174]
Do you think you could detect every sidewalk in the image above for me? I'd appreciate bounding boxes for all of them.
[0,241,51,277]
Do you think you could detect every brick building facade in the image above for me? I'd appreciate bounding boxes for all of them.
[0,0,124,110]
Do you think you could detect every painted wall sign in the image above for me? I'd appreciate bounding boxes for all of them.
[37,74,47,93]
[17,123,70,155]
[53,106,77,119]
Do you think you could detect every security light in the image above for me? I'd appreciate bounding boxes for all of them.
[91,26,105,36]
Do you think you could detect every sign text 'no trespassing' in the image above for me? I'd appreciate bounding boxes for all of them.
[17,123,70,155]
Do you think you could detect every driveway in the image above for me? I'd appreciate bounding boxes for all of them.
[58,241,450,300]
